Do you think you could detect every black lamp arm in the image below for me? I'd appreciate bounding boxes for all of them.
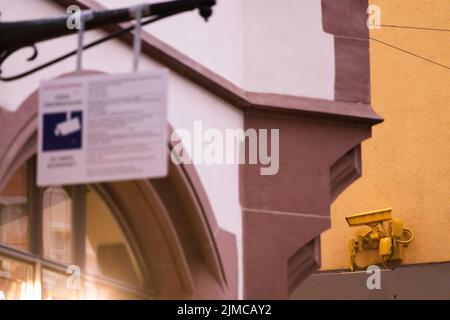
[0,0,216,81]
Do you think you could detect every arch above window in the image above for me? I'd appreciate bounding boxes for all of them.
[0,72,238,299]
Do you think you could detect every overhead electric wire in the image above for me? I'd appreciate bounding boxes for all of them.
[369,37,450,71]
[377,24,450,33]
[368,22,450,71]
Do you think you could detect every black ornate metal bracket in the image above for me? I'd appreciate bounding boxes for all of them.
[0,0,216,81]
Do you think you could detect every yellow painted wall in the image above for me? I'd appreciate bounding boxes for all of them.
[321,0,450,270]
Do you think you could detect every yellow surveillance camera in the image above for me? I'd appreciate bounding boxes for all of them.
[345,208,414,271]
[346,208,392,226]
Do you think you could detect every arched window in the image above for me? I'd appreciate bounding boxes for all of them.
[0,158,151,300]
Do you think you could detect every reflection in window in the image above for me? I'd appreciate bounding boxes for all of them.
[0,160,149,300]
[84,280,142,300]
[0,164,29,251]
[41,269,77,300]
[43,187,73,264]
[0,255,34,300]
[85,189,142,287]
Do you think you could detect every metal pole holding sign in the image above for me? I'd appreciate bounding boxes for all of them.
[76,11,94,74]
[132,5,146,72]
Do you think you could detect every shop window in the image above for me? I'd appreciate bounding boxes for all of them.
[0,255,34,300]
[0,159,149,300]
[43,186,73,264]
[0,164,29,251]
[86,189,142,287]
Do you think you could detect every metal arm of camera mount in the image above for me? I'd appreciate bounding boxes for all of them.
[0,0,216,81]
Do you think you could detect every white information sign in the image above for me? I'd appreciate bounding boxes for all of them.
[37,71,169,186]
